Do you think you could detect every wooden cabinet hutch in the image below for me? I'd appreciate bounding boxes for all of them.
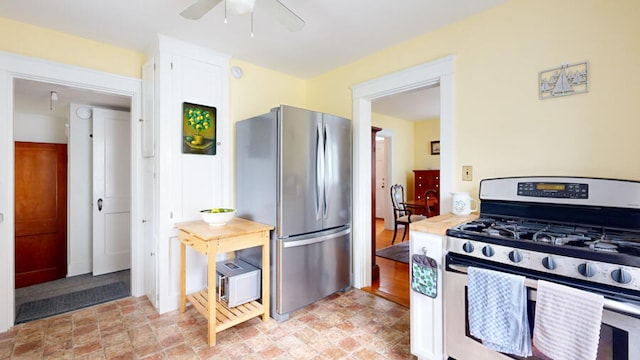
[413,170,440,216]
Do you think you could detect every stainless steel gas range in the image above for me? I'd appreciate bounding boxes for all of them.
[444,177,640,360]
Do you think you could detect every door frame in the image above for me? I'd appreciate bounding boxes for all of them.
[351,55,455,288]
[0,51,143,332]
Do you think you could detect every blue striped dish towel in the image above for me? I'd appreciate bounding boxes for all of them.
[467,267,532,357]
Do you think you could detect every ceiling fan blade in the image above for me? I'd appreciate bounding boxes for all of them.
[180,0,223,20]
[263,0,305,32]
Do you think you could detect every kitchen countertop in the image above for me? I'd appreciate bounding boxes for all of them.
[411,212,479,235]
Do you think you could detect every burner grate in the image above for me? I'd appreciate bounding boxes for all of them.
[453,216,640,255]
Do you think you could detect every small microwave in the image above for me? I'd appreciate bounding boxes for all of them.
[216,258,261,308]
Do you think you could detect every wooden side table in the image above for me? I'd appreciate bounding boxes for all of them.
[175,217,273,346]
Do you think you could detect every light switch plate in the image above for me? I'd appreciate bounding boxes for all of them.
[462,166,473,181]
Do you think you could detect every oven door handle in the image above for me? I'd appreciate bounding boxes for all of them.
[448,264,640,318]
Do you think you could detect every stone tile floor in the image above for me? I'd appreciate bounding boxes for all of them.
[0,289,414,359]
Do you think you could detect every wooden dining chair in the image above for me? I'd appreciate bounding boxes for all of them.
[424,189,439,217]
[390,184,427,244]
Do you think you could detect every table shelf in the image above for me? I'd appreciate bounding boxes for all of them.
[186,290,265,332]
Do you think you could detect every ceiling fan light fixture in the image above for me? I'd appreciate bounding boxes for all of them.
[226,0,256,15]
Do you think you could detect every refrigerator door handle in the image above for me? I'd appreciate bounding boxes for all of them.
[323,123,331,219]
[315,122,325,220]
[282,228,351,248]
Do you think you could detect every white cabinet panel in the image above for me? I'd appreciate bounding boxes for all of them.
[147,36,230,314]
[410,231,444,360]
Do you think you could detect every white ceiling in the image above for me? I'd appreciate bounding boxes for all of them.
[13,79,131,119]
[372,85,440,121]
[4,0,510,120]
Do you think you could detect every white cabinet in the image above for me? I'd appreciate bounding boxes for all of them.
[143,35,231,314]
[410,230,444,360]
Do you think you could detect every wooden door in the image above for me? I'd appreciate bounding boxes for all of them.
[371,127,382,282]
[15,142,67,288]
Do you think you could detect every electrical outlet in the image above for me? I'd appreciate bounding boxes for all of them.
[462,166,473,181]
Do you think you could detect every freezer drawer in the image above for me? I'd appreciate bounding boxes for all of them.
[276,227,351,316]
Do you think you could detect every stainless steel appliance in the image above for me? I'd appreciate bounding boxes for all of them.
[216,259,261,308]
[444,177,640,360]
[235,105,352,321]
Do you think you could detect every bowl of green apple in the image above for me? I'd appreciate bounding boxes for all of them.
[200,208,235,226]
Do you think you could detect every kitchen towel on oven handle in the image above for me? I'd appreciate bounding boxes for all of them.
[411,253,437,298]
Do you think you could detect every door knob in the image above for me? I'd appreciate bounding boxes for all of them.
[97,198,103,211]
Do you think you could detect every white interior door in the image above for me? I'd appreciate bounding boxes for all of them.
[93,108,131,276]
[375,138,387,218]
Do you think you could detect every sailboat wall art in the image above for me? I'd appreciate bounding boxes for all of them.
[539,61,589,100]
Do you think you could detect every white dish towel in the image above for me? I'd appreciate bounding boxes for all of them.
[467,267,532,357]
[533,280,605,360]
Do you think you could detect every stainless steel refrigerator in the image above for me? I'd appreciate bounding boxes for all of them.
[235,105,352,321]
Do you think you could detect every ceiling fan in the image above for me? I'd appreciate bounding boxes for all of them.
[180,0,305,32]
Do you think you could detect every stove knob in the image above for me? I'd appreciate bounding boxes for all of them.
[462,242,474,253]
[578,262,597,278]
[611,268,632,284]
[482,246,495,257]
[542,256,556,270]
[508,250,523,263]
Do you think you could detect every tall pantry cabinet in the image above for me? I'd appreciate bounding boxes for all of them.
[142,35,231,314]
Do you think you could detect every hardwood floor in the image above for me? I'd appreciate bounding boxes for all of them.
[362,218,410,308]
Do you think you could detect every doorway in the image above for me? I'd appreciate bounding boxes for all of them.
[12,79,133,321]
[368,87,441,306]
[0,54,142,329]
[351,55,455,290]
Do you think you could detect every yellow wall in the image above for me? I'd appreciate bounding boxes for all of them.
[3,0,640,200]
[308,0,640,198]
[0,18,144,78]
[414,119,440,171]
[228,59,307,122]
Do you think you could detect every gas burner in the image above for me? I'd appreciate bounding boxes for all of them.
[459,224,488,232]
[459,218,495,232]
[590,242,618,252]
[532,231,592,246]
[484,227,514,238]
[533,232,554,244]
[484,224,528,239]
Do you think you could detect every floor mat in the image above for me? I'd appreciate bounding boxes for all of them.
[15,281,129,324]
[375,241,410,264]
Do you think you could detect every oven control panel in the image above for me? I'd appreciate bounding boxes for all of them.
[517,181,588,199]
[479,176,640,209]
[447,236,640,291]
